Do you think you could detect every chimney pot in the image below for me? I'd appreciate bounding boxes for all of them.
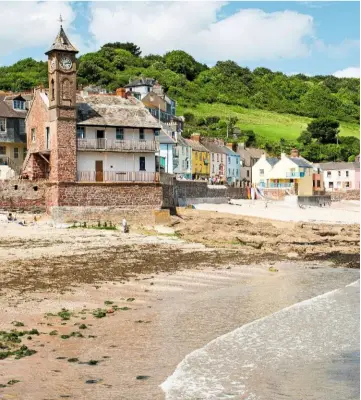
[290,148,299,158]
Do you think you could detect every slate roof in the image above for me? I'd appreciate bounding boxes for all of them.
[223,146,240,157]
[0,95,28,118]
[266,157,279,166]
[201,141,228,155]
[76,94,161,129]
[45,26,78,55]
[185,139,209,152]
[247,147,265,158]
[124,78,156,88]
[176,135,191,147]
[288,156,313,168]
[318,161,360,171]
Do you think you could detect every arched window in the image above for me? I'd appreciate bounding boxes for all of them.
[51,79,55,101]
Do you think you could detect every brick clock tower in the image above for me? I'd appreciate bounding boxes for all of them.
[45,24,78,182]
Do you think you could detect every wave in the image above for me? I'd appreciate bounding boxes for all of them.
[161,280,360,400]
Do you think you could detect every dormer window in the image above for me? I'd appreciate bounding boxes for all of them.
[13,100,25,110]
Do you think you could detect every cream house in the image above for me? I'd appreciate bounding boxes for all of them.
[253,149,314,196]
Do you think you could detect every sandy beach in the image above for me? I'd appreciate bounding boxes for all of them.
[0,205,359,399]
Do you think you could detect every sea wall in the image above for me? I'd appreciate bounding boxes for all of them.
[330,190,360,201]
[0,180,46,212]
[298,195,332,207]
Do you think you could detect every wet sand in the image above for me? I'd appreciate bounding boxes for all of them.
[0,212,359,399]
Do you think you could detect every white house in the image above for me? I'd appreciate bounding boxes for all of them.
[124,78,156,100]
[76,93,161,182]
[318,161,360,191]
[252,154,279,187]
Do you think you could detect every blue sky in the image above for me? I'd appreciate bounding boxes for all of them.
[0,1,359,77]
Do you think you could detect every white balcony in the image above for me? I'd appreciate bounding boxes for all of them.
[77,170,160,183]
[77,139,159,152]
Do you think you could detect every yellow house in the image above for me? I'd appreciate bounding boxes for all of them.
[185,134,210,180]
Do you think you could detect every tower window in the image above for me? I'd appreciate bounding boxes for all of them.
[51,79,55,101]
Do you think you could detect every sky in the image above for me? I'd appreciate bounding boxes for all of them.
[0,1,359,77]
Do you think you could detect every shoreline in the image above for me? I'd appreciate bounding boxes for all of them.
[0,209,359,399]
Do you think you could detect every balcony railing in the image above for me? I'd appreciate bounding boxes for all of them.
[286,172,305,178]
[77,170,160,183]
[0,132,26,144]
[77,139,159,152]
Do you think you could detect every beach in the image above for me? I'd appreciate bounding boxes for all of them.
[0,204,359,399]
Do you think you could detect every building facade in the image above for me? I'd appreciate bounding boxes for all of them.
[185,134,210,180]
[201,139,227,182]
[233,143,265,186]
[173,134,192,179]
[0,94,29,179]
[318,162,360,191]
[23,25,161,184]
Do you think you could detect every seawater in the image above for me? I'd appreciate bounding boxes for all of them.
[161,279,360,400]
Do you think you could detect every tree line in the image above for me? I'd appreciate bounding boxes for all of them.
[0,42,359,124]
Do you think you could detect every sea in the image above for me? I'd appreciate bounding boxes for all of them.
[161,278,360,400]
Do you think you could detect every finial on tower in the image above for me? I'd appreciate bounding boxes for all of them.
[58,14,64,27]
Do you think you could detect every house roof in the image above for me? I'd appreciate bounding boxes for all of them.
[0,95,28,118]
[223,146,240,157]
[287,156,313,168]
[45,26,78,55]
[201,141,228,155]
[247,147,265,158]
[124,78,156,88]
[76,94,161,128]
[185,139,209,152]
[176,135,191,148]
[266,157,279,166]
[318,161,360,171]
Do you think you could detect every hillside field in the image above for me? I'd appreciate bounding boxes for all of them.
[178,103,360,142]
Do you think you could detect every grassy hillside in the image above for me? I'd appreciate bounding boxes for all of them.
[177,103,360,142]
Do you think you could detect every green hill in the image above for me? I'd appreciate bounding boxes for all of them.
[178,103,360,142]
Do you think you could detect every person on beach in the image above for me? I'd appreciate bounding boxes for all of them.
[122,218,129,233]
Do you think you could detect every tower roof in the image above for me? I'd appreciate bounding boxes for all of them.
[45,26,78,55]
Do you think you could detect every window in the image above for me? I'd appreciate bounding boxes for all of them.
[260,169,264,176]
[116,128,124,140]
[45,127,50,149]
[327,171,331,177]
[228,168,231,175]
[0,118,6,132]
[246,170,250,178]
[76,126,85,139]
[346,171,349,177]
[139,128,145,140]
[232,169,235,175]
[31,128,36,143]
[19,120,25,134]
[212,165,215,173]
[51,79,55,101]
[23,148,27,158]
[139,156,146,171]
[228,157,231,164]
[338,171,341,177]
[329,182,334,189]
[13,148,18,159]
[212,153,214,161]
[154,129,160,137]
[345,182,350,188]
[13,100,25,110]
[217,154,219,162]
[317,180,321,188]
[0,146,6,155]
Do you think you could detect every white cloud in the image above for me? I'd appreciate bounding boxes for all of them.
[314,39,360,58]
[333,67,360,78]
[88,3,315,63]
[0,2,87,60]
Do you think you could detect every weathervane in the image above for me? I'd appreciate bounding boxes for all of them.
[58,14,65,27]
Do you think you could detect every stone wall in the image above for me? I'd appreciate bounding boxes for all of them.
[298,195,332,207]
[330,190,360,201]
[0,180,46,212]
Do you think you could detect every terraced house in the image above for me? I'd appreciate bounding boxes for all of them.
[0,94,30,179]
[185,134,210,180]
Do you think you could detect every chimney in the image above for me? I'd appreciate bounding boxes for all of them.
[281,152,286,159]
[290,148,299,158]
[116,88,126,98]
[191,133,200,142]
[226,142,233,150]
[238,142,245,149]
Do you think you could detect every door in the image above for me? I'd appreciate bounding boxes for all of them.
[139,157,146,171]
[96,130,105,149]
[95,160,103,182]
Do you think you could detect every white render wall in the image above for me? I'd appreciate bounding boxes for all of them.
[159,143,174,174]
[128,86,151,99]
[80,127,155,141]
[252,155,275,185]
[323,169,357,190]
[77,152,156,173]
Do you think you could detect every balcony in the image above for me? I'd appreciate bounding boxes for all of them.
[286,171,305,178]
[77,170,160,183]
[0,132,26,144]
[77,139,159,152]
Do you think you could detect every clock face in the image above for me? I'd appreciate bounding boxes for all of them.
[60,57,72,71]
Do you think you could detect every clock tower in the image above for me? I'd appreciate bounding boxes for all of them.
[45,24,78,182]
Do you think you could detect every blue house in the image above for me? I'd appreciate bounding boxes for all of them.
[224,146,241,186]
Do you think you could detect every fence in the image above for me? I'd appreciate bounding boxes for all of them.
[77,139,159,152]
[77,171,160,183]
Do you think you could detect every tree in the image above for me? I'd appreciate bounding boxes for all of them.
[297,130,313,145]
[164,50,199,80]
[102,42,141,57]
[306,118,340,144]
